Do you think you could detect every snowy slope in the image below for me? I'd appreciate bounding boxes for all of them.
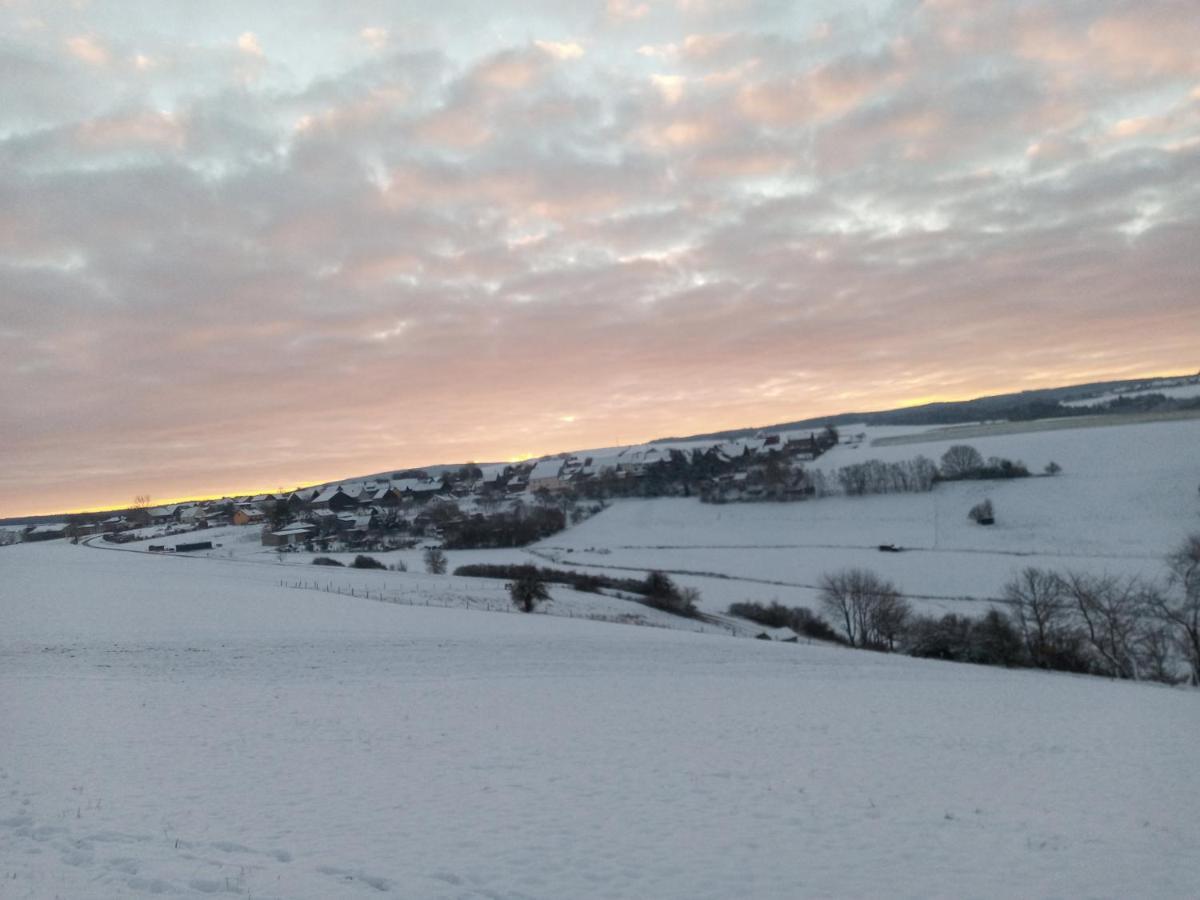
[534,417,1200,616]
[2,540,1198,899]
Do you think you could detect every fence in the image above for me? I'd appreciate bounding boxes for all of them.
[275,577,727,633]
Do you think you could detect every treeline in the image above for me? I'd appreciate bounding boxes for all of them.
[727,601,845,643]
[822,456,939,497]
[453,564,701,618]
[440,506,566,549]
[729,534,1200,685]
[806,444,1035,500]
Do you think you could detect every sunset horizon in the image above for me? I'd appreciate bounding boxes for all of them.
[8,364,1195,519]
[4,0,1199,518]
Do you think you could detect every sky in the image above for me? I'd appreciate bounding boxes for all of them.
[1,0,1198,517]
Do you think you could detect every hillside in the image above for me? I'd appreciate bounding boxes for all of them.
[3,539,1197,898]
[529,416,1200,618]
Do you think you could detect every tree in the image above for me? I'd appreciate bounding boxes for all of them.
[1044,461,1062,476]
[939,445,984,479]
[423,546,448,574]
[1061,571,1150,680]
[819,568,909,649]
[509,566,550,613]
[267,499,290,531]
[1003,567,1070,668]
[641,571,700,617]
[1149,534,1200,685]
[130,494,152,526]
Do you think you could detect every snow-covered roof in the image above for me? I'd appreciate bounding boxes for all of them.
[28,523,69,534]
[271,524,316,537]
[476,464,507,481]
[312,485,346,503]
[529,459,563,480]
[394,477,442,493]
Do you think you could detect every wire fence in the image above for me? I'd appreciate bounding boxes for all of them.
[276,577,730,633]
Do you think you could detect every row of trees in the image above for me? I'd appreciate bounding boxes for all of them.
[938,444,1035,480]
[810,535,1200,685]
[825,456,939,497]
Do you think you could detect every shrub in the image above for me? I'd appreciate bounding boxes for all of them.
[968,499,995,524]
[1044,461,1062,475]
[453,563,644,595]
[641,571,701,618]
[509,565,550,613]
[423,547,448,574]
[388,560,408,572]
[728,601,845,643]
[312,556,344,567]
[352,555,386,570]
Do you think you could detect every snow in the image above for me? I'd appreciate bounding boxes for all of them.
[1061,377,1200,407]
[2,539,1198,898]
[536,417,1200,617]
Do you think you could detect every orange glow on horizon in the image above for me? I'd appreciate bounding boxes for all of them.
[5,367,1194,521]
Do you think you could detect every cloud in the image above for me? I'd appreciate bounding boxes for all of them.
[360,27,389,50]
[606,0,651,22]
[535,39,585,60]
[65,34,110,66]
[0,0,1198,515]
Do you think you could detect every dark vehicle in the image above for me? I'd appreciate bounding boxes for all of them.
[877,544,903,552]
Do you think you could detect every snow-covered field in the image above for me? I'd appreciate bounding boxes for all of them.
[1061,377,1200,407]
[536,417,1200,616]
[2,539,1198,899]
[78,416,1200,623]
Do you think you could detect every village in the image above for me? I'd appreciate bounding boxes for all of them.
[8,428,842,552]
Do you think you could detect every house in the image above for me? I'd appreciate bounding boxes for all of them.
[232,507,265,526]
[475,464,508,489]
[528,458,567,492]
[146,505,179,524]
[261,523,316,547]
[392,477,445,502]
[311,486,358,512]
[176,505,206,525]
[283,491,312,512]
[785,433,820,460]
[21,523,69,542]
[336,513,374,535]
[369,486,403,507]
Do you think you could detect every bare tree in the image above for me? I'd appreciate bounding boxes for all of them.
[819,568,908,649]
[129,494,152,526]
[940,445,984,479]
[1061,571,1149,680]
[1149,534,1200,685]
[1003,567,1069,668]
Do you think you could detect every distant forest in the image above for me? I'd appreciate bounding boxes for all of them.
[651,373,1200,444]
